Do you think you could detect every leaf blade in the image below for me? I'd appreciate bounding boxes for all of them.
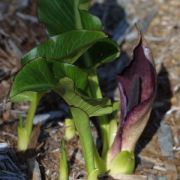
[80,10,102,31]
[77,39,120,69]
[56,77,113,117]
[52,62,88,91]
[10,58,55,98]
[22,30,106,65]
[38,0,82,35]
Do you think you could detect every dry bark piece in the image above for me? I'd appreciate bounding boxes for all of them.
[111,174,147,180]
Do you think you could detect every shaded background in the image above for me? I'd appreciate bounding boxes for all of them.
[0,0,180,179]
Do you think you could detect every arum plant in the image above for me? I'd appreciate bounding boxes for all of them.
[21,0,119,162]
[10,0,157,179]
[107,37,157,177]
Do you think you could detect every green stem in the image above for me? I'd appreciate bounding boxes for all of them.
[98,116,110,159]
[59,140,68,180]
[88,169,99,180]
[25,97,39,137]
[71,107,95,175]
[93,142,106,174]
[74,0,83,30]
[88,71,110,159]
[18,94,40,151]
[88,70,102,98]
[79,5,110,154]
[109,117,118,148]
[64,118,76,141]
[18,123,28,151]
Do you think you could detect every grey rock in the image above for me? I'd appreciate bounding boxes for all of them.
[16,0,29,10]
[158,122,174,157]
[148,175,167,180]
[157,176,167,180]
[33,111,64,125]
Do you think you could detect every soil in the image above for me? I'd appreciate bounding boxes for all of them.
[0,0,179,179]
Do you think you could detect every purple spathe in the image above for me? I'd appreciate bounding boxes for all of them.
[109,36,157,159]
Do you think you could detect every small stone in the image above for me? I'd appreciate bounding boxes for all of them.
[158,122,174,157]
[157,176,167,180]
[2,111,10,121]
[28,159,42,180]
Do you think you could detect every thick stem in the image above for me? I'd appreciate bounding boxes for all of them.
[108,117,118,148]
[93,142,106,174]
[64,118,76,140]
[18,125,28,151]
[74,0,83,30]
[25,97,39,138]
[59,140,68,180]
[17,94,40,151]
[71,107,95,175]
[88,71,110,159]
[107,151,135,176]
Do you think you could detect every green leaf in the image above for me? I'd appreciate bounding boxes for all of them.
[38,0,101,35]
[11,60,113,117]
[10,58,55,98]
[11,58,89,102]
[71,107,95,175]
[80,10,102,31]
[10,91,40,102]
[38,0,82,35]
[55,77,113,117]
[52,62,88,91]
[22,30,106,65]
[78,39,120,68]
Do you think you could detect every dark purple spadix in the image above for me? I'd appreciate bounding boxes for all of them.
[109,35,157,159]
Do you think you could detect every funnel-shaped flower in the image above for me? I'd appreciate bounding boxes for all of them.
[109,36,157,160]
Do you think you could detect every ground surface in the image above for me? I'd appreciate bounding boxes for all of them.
[0,0,179,179]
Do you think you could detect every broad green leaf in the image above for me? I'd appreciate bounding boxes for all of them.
[10,91,39,102]
[52,62,88,90]
[22,30,106,65]
[10,60,113,117]
[10,58,55,98]
[11,59,89,100]
[78,39,120,68]
[38,0,101,35]
[71,107,95,175]
[80,10,102,31]
[38,0,82,35]
[55,77,113,117]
